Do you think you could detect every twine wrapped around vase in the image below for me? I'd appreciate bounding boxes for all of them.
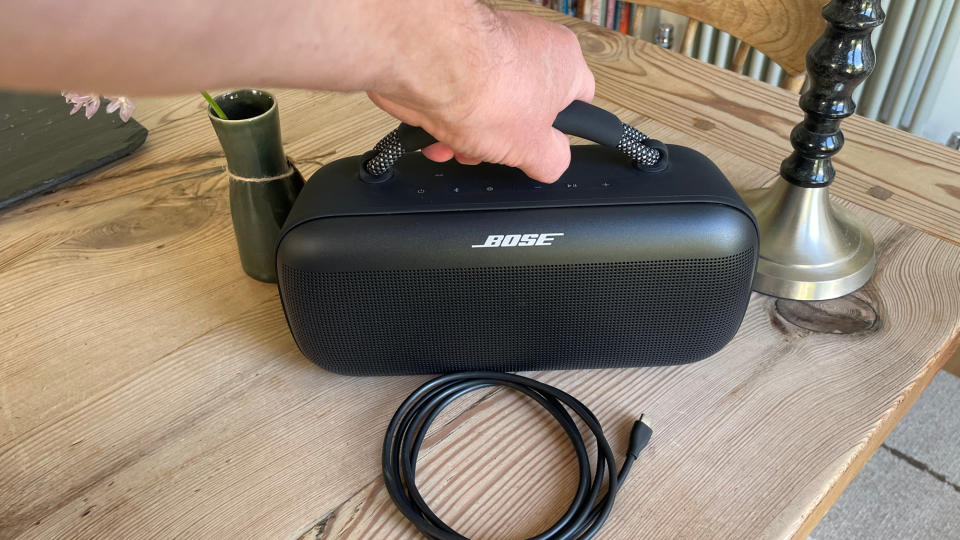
[229,166,298,183]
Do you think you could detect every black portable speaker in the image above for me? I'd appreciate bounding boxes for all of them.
[276,102,757,376]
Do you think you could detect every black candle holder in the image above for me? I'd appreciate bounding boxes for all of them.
[742,0,884,300]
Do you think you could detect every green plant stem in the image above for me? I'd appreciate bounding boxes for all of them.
[202,91,228,120]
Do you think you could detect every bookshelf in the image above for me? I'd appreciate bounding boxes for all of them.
[531,1,645,38]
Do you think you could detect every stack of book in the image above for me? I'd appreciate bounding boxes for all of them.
[533,0,642,36]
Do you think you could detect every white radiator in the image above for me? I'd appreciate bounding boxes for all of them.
[635,1,960,141]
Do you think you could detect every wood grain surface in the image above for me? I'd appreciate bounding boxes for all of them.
[619,0,829,76]
[2,3,960,538]
[944,348,960,378]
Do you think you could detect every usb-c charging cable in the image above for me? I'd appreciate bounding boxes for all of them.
[382,371,653,540]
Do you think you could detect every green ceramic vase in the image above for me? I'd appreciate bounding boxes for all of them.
[208,89,303,283]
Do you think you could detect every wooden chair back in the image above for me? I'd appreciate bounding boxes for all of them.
[624,0,830,91]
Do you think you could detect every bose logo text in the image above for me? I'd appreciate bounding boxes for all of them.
[471,233,564,248]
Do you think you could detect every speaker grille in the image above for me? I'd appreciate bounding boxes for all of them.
[280,248,754,375]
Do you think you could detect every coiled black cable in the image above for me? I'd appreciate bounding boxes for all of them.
[382,372,652,540]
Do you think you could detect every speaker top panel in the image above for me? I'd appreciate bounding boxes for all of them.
[282,144,755,238]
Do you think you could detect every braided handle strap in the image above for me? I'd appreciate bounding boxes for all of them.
[618,124,661,167]
[364,122,663,177]
[366,129,404,177]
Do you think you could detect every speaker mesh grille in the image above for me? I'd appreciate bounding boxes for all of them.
[281,248,754,375]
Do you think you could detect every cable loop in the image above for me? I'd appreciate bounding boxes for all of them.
[382,371,651,540]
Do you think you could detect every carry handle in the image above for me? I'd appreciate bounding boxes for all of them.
[360,100,667,182]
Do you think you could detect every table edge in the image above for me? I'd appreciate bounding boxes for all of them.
[791,331,960,539]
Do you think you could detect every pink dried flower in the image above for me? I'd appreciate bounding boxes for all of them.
[105,96,135,122]
[62,91,101,119]
[61,91,136,122]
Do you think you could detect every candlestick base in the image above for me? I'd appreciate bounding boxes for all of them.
[742,178,876,300]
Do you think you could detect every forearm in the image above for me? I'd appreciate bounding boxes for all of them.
[2,0,593,183]
[0,0,496,96]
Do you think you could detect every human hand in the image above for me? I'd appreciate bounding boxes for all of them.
[367,7,595,183]
[0,0,589,184]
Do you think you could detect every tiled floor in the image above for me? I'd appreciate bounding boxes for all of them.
[811,371,960,540]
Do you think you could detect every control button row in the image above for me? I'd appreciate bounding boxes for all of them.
[412,182,613,195]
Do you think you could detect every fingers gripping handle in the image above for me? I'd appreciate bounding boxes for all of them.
[361,100,667,180]
[551,101,665,170]
[553,99,622,147]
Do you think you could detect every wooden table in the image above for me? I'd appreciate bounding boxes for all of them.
[2,2,959,538]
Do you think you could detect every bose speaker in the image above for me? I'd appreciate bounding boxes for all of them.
[276,102,758,376]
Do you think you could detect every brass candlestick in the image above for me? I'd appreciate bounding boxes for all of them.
[742,0,884,300]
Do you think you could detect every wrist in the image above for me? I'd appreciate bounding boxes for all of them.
[370,1,507,124]
[267,0,495,94]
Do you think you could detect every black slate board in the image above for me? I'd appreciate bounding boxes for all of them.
[0,91,148,211]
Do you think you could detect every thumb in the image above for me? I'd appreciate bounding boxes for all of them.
[518,128,571,183]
